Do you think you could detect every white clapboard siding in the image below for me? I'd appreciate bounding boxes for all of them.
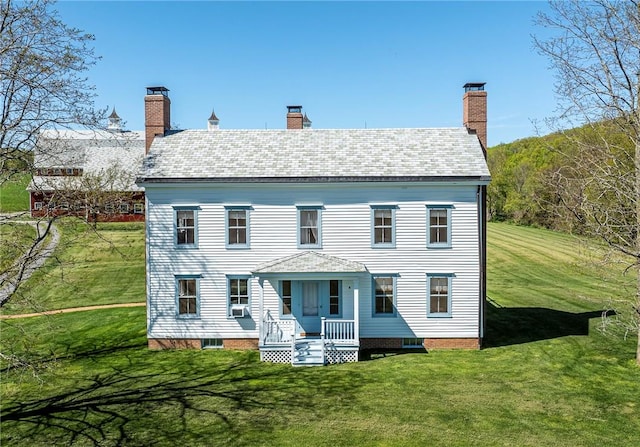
[145,182,482,340]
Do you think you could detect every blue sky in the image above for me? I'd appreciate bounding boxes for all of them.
[56,1,556,147]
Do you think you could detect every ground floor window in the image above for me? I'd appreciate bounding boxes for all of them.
[427,274,453,317]
[176,276,199,317]
[373,276,396,316]
[228,276,250,317]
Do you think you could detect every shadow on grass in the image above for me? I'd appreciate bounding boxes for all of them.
[484,299,609,348]
[2,354,362,446]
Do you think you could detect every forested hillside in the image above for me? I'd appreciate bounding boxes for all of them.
[487,120,636,235]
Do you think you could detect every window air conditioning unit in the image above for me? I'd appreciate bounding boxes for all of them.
[231,305,248,318]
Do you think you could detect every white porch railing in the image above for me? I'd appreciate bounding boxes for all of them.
[262,312,357,346]
[322,318,356,343]
[261,310,295,345]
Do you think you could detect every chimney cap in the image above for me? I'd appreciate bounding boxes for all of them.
[287,105,303,113]
[146,86,170,97]
[463,82,486,92]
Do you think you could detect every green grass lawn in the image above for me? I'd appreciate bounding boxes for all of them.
[1,222,639,446]
[2,221,145,314]
[0,172,31,212]
[0,223,36,272]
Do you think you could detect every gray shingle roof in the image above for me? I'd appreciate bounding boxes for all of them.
[137,128,490,182]
[253,251,368,274]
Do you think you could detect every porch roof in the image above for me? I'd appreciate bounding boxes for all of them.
[252,251,367,275]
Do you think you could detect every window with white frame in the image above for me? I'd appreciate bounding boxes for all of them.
[373,276,396,316]
[427,206,452,248]
[228,276,250,317]
[176,276,199,317]
[298,206,322,248]
[133,203,144,214]
[119,203,129,214]
[226,208,249,248]
[281,280,292,316]
[175,208,197,247]
[371,206,396,247]
[34,202,43,210]
[329,280,341,316]
[427,274,453,317]
[202,338,223,349]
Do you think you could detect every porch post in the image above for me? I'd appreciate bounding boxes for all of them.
[258,278,264,347]
[353,278,360,343]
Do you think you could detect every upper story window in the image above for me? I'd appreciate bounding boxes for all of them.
[175,207,198,247]
[427,205,452,248]
[297,206,322,248]
[371,205,396,248]
[373,275,396,317]
[226,207,250,249]
[176,276,200,318]
[427,274,453,317]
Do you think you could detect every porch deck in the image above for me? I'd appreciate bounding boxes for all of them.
[259,312,359,365]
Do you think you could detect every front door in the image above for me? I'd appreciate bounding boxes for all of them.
[300,281,321,335]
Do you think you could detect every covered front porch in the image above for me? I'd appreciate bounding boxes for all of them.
[252,251,367,366]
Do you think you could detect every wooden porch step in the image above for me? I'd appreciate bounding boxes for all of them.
[292,339,325,367]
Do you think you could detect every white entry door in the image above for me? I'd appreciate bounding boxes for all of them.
[300,281,321,334]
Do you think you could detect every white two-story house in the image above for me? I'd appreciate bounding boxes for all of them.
[136,85,491,365]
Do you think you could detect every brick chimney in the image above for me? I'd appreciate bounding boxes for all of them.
[462,82,487,156]
[145,86,171,153]
[286,105,303,129]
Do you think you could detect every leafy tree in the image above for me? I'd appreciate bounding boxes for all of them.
[488,137,559,227]
[534,0,640,364]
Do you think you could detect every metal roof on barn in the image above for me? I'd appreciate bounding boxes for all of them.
[29,129,145,192]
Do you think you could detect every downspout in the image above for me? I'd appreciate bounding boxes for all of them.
[477,184,487,345]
